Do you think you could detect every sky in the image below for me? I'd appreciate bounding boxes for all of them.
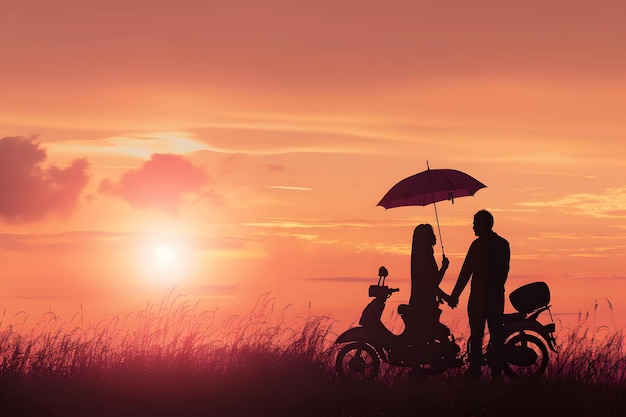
[1,1,626,331]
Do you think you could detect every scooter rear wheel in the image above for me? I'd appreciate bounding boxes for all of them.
[503,332,549,379]
[336,342,380,382]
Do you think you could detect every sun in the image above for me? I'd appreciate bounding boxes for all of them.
[153,243,176,269]
[138,236,191,287]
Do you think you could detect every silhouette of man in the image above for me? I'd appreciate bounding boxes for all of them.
[449,210,510,380]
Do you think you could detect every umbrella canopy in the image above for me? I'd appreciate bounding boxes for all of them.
[377,168,486,209]
[377,166,486,255]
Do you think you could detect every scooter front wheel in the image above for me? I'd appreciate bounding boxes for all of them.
[335,342,380,382]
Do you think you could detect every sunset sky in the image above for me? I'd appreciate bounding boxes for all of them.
[1,1,625,330]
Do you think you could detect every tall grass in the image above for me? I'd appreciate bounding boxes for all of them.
[0,293,338,416]
[0,294,337,379]
[549,299,626,386]
[0,294,625,417]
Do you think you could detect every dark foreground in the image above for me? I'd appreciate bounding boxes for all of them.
[2,367,626,417]
[1,297,625,416]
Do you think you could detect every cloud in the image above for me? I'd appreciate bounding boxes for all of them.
[0,230,252,254]
[517,187,626,219]
[53,132,210,159]
[0,136,90,223]
[302,276,375,283]
[7,2,624,92]
[265,185,313,191]
[266,164,286,171]
[99,153,209,214]
[241,217,417,230]
[530,232,626,241]
[0,230,127,252]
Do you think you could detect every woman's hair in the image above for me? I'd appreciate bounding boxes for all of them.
[412,223,434,247]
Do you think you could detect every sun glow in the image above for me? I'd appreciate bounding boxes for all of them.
[138,235,192,287]
[153,243,177,269]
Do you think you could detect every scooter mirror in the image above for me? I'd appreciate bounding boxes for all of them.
[377,266,389,286]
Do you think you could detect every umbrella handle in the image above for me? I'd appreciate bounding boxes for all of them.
[432,198,445,255]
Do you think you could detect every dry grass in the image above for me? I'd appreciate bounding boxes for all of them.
[0,294,625,417]
[549,300,626,386]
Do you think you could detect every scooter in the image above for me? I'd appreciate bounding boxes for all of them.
[335,266,558,381]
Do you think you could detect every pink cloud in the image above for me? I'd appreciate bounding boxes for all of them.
[0,136,90,223]
[99,153,208,215]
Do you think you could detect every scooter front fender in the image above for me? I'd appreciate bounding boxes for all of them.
[335,326,392,361]
[335,327,390,363]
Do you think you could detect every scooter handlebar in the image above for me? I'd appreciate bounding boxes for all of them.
[368,285,400,298]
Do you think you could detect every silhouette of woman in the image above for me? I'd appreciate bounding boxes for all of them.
[408,224,450,337]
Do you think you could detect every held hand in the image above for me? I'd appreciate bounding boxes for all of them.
[448,295,459,309]
[441,255,449,270]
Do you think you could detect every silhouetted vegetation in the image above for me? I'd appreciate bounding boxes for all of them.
[0,295,624,416]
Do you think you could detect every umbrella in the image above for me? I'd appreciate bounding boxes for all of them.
[377,162,486,254]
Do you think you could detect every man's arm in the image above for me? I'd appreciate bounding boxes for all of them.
[448,244,475,308]
[501,238,511,284]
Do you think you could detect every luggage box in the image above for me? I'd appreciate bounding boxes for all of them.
[509,282,550,313]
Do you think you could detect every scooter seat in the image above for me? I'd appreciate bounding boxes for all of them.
[397,304,410,315]
[503,312,525,325]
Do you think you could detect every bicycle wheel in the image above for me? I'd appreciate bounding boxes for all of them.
[503,332,549,379]
[335,342,380,382]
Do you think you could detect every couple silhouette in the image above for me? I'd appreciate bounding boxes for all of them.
[409,210,510,380]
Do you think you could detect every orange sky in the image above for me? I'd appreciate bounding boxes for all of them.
[1,1,626,331]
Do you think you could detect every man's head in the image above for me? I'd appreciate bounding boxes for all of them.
[473,209,494,236]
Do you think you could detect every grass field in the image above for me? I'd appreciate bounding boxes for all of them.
[1,294,625,417]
